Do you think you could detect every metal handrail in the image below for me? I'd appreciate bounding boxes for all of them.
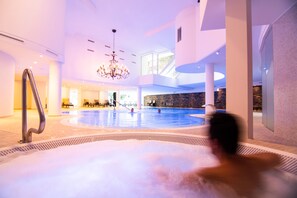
[21,69,46,143]
[113,99,132,111]
[203,104,216,111]
[202,104,217,120]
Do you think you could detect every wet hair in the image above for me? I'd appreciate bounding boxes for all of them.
[209,112,240,155]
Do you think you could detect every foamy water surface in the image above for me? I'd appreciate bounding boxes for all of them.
[0,140,296,197]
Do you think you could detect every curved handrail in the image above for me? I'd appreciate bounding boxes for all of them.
[21,69,46,143]
[113,99,132,111]
[203,104,216,111]
[202,104,217,120]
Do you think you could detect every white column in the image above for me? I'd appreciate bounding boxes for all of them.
[205,63,214,115]
[226,0,253,140]
[137,87,142,110]
[48,61,62,116]
[0,51,15,117]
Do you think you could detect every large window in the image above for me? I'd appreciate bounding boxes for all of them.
[69,89,78,106]
[141,53,153,75]
[158,51,174,73]
[141,51,175,77]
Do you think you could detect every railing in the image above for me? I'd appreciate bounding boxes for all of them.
[113,100,132,111]
[203,104,216,111]
[20,69,46,143]
[203,104,217,120]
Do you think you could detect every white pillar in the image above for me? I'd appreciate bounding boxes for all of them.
[226,0,253,140]
[0,51,15,117]
[205,63,214,115]
[137,87,142,110]
[48,61,62,116]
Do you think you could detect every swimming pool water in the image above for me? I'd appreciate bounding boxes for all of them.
[66,108,205,129]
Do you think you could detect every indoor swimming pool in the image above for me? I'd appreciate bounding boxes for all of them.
[0,134,296,198]
[64,108,206,129]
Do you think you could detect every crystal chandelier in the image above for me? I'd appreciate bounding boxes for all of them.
[97,29,130,80]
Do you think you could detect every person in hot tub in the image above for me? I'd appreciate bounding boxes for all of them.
[181,112,281,197]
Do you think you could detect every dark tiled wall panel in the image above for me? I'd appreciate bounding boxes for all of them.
[144,86,262,110]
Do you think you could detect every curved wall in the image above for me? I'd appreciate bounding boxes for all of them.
[175,5,225,73]
[175,6,198,70]
[272,3,297,146]
[0,51,15,117]
[257,3,297,146]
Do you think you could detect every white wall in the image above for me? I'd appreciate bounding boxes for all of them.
[62,87,70,99]
[81,90,100,105]
[14,80,22,109]
[14,79,47,110]
[139,74,178,88]
[0,0,66,56]
[175,4,226,73]
[30,81,47,109]
[99,91,109,104]
[175,6,198,69]
[62,34,140,86]
[0,51,15,116]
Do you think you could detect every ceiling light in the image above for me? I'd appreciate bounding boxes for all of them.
[97,29,129,80]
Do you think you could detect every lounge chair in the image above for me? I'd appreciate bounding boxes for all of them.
[83,99,90,107]
[62,98,74,108]
[94,99,100,107]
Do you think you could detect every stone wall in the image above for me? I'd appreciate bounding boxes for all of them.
[253,85,262,111]
[272,3,297,146]
[144,86,262,110]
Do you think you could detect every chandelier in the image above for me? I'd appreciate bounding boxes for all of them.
[97,29,130,80]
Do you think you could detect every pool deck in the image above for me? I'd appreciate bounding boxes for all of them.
[0,108,297,155]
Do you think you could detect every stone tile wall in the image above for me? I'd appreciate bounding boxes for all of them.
[144,86,262,110]
[272,3,297,146]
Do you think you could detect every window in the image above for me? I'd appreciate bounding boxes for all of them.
[69,89,78,106]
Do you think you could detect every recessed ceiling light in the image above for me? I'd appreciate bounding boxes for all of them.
[215,51,220,55]
[33,61,38,64]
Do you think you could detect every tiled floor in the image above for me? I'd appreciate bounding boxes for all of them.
[0,109,296,155]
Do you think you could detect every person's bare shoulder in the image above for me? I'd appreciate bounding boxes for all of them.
[243,152,281,171]
[196,166,228,182]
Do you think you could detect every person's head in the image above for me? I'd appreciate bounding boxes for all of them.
[208,112,240,155]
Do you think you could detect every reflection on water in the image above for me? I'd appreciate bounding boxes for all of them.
[67,108,206,128]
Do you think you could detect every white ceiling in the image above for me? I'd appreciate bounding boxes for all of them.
[65,0,196,54]
[1,0,297,94]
